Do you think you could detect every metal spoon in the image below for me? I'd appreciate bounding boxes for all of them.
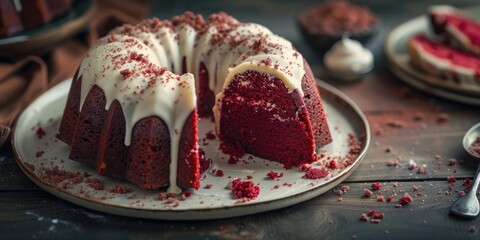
[450,122,480,218]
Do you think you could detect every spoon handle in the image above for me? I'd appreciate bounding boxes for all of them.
[471,164,480,193]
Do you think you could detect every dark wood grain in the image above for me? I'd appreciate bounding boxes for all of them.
[1,180,478,240]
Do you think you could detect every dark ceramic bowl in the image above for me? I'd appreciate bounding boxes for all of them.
[297,16,379,56]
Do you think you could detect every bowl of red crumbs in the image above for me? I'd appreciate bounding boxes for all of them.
[298,0,379,54]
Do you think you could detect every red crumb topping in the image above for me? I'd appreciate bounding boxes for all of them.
[36,127,46,139]
[386,195,393,202]
[266,171,284,180]
[458,191,466,197]
[447,176,456,183]
[211,169,224,177]
[371,182,383,190]
[303,168,329,179]
[246,175,253,179]
[120,69,132,79]
[231,179,260,200]
[204,184,213,189]
[363,189,373,198]
[399,193,413,205]
[35,151,45,158]
[109,185,132,194]
[373,213,385,219]
[377,195,385,202]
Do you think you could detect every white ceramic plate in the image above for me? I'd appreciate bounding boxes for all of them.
[385,6,480,103]
[12,79,370,220]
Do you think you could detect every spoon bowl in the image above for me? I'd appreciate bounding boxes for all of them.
[463,122,480,158]
[451,122,480,218]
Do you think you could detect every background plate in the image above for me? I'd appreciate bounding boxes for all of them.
[12,78,370,220]
[385,6,480,100]
[0,1,95,58]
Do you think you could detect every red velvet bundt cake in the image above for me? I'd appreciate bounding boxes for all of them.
[57,12,332,193]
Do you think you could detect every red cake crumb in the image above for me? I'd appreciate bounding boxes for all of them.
[341,185,350,192]
[458,191,466,197]
[367,210,376,216]
[447,176,456,183]
[231,179,260,200]
[463,179,472,191]
[448,158,457,166]
[417,165,427,174]
[360,213,369,222]
[469,137,480,156]
[377,195,385,202]
[363,189,373,198]
[227,155,240,164]
[266,171,284,180]
[246,175,253,179]
[387,160,400,167]
[220,141,245,159]
[273,184,280,189]
[373,213,385,219]
[109,185,132,194]
[371,182,382,190]
[385,147,392,153]
[36,127,46,139]
[199,148,212,174]
[300,163,311,172]
[436,113,449,123]
[85,178,104,190]
[371,219,381,224]
[283,182,292,187]
[204,184,212,189]
[326,159,338,169]
[211,169,224,177]
[205,130,216,140]
[386,195,393,202]
[399,193,413,205]
[303,168,329,179]
[41,166,83,187]
[393,182,399,187]
[35,151,45,158]
[412,185,421,191]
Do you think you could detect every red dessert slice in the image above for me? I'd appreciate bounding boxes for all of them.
[429,6,480,55]
[409,35,480,85]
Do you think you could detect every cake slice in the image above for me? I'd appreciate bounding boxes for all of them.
[429,5,480,55]
[409,35,480,85]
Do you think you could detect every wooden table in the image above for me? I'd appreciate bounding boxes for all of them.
[2,1,480,239]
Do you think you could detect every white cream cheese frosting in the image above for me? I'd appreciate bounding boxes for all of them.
[324,36,373,75]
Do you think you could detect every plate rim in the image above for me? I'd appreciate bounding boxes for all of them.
[384,6,480,101]
[11,78,370,220]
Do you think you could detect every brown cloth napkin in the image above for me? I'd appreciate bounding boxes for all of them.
[0,0,150,147]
